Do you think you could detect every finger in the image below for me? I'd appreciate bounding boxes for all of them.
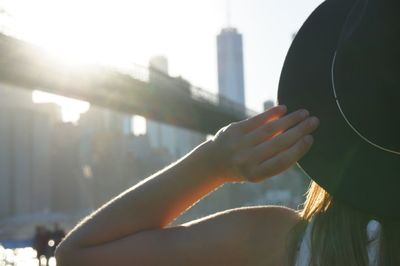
[236,105,287,132]
[251,116,319,163]
[248,135,314,182]
[242,109,309,147]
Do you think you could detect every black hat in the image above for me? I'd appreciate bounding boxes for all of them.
[278,0,400,219]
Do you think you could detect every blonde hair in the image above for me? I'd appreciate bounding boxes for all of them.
[288,181,400,266]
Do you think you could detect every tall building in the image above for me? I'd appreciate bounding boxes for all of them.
[149,55,169,74]
[217,27,245,106]
[0,84,61,219]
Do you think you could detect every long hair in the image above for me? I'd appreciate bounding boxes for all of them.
[288,181,400,266]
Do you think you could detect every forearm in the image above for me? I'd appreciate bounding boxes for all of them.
[59,140,229,249]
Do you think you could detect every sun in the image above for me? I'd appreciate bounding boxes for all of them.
[9,0,154,123]
[5,0,155,67]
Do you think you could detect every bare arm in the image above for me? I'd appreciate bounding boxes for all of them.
[56,106,318,265]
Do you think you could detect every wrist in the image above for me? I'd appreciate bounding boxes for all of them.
[187,140,238,184]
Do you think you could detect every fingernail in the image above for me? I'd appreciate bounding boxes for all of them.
[301,109,309,118]
[309,117,319,127]
[304,135,314,145]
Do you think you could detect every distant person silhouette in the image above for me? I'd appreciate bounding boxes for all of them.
[32,225,50,265]
[50,223,65,257]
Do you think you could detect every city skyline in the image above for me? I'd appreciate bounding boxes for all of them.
[0,0,324,111]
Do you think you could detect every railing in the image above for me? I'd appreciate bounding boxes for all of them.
[112,63,256,118]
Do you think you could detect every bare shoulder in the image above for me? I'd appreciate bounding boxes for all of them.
[181,205,299,226]
[181,205,300,231]
[185,205,300,265]
[233,205,300,222]
[180,205,300,265]
[237,205,301,266]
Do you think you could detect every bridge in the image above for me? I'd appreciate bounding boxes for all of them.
[0,33,254,135]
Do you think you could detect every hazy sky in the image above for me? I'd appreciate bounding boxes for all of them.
[2,0,324,111]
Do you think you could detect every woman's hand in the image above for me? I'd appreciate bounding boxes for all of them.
[207,105,319,183]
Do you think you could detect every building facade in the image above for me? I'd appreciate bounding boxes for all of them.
[0,84,60,220]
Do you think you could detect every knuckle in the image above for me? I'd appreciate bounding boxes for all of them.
[232,154,246,166]
[215,125,229,139]
[281,110,308,131]
[227,122,240,133]
[297,109,309,119]
[302,119,311,130]
[226,141,238,154]
[258,125,273,139]
[289,109,306,122]
[299,135,313,151]
[300,137,311,149]
[292,111,303,121]
[228,122,248,137]
[262,123,272,133]
[304,118,314,130]
[297,140,308,152]
[266,121,279,133]
[308,117,319,129]
[296,120,310,135]
[272,136,286,150]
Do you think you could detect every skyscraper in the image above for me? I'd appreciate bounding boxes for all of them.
[0,85,60,218]
[217,27,245,106]
[149,55,169,74]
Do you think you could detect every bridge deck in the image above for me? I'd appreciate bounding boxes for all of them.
[0,33,253,134]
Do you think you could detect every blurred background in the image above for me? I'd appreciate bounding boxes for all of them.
[0,0,323,265]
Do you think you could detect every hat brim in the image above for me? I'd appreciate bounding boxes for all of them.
[278,0,400,218]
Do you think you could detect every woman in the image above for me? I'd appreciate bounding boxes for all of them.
[56,0,400,265]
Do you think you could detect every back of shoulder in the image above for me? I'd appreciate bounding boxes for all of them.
[180,205,300,266]
[241,205,300,223]
[241,206,301,266]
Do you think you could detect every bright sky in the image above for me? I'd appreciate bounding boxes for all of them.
[1,0,324,112]
[32,90,90,123]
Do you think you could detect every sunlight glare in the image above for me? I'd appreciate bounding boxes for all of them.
[7,0,174,66]
[4,0,220,71]
[132,115,147,136]
[32,90,90,123]
[206,134,214,141]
